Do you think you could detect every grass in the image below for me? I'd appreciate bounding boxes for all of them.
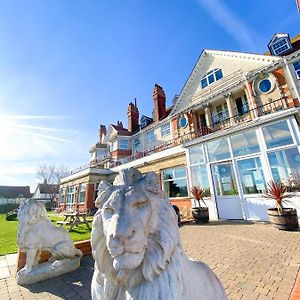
[0,213,92,256]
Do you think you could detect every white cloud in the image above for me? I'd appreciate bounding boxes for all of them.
[196,0,257,51]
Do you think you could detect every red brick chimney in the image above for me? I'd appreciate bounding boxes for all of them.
[99,125,106,143]
[127,98,139,132]
[153,84,166,122]
[116,121,123,128]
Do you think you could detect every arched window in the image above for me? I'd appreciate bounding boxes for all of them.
[201,69,223,89]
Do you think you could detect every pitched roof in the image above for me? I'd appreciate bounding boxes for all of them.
[37,183,59,194]
[0,185,31,198]
[170,49,280,116]
[111,124,132,136]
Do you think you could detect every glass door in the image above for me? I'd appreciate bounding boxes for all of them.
[212,162,244,219]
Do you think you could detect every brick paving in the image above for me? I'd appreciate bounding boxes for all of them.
[0,221,299,299]
[180,221,300,300]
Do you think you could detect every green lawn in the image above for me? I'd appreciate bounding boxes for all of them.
[0,213,92,256]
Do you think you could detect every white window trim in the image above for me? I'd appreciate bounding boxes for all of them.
[119,139,129,150]
[146,130,155,143]
[293,60,300,80]
[162,166,188,199]
[161,122,171,137]
[201,68,223,89]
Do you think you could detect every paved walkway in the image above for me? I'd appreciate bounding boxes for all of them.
[0,221,300,299]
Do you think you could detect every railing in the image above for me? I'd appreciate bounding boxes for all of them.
[111,96,295,167]
[67,154,111,176]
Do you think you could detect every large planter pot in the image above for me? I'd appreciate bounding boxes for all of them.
[267,208,299,231]
[192,207,209,223]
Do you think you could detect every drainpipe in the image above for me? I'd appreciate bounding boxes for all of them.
[283,57,300,101]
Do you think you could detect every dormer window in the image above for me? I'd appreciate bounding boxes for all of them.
[201,69,223,89]
[272,38,291,55]
[268,34,292,56]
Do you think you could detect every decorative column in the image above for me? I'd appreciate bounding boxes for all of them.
[204,105,212,128]
[243,76,258,119]
[224,93,235,125]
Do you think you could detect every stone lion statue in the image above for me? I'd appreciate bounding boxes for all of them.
[17,199,82,273]
[91,168,227,299]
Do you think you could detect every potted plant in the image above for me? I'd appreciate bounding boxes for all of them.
[191,186,209,223]
[265,181,298,231]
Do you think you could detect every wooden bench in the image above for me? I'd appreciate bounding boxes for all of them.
[57,221,71,226]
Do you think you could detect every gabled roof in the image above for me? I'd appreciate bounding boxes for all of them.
[0,185,31,199]
[36,183,59,194]
[170,49,281,116]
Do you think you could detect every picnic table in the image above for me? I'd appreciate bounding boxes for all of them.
[57,212,91,232]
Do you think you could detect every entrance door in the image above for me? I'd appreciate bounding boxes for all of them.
[212,162,244,219]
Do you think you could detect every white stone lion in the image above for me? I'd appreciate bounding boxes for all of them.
[17,199,82,273]
[91,168,227,300]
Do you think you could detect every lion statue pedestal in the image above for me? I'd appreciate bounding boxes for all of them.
[91,168,227,300]
[16,199,82,285]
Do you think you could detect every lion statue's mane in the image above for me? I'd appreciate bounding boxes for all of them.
[17,199,82,272]
[91,168,227,300]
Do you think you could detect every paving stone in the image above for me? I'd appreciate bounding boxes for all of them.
[0,266,10,279]
[0,222,299,299]
[6,253,18,266]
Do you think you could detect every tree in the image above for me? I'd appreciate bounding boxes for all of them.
[36,164,69,201]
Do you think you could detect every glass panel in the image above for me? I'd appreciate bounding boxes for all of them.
[268,147,300,191]
[119,139,128,150]
[259,79,271,93]
[230,130,260,157]
[215,69,223,80]
[263,120,293,149]
[190,165,211,196]
[174,167,186,178]
[189,145,205,165]
[146,131,155,143]
[212,163,238,196]
[201,78,208,89]
[161,123,170,137]
[237,157,266,194]
[207,138,230,161]
[208,74,214,84]
[294,61,300,79]
[164,179,188,198]
[162,169,173,180]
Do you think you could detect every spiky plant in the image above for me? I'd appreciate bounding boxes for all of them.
[191,186,207,207]
[266,181,289,214]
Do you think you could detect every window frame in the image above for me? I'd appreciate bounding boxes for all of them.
[293,60,300,79]
[66,186,76,204]
[161,122,171,137]
[119,139,129,150]
[201,69,223,89]
[236,156,266,195]
[271,37,291,56]
[146,130,155,143]
[78,184,86,203]
[162,166,188,199]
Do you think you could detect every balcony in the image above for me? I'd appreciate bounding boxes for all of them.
[111,96,295,167]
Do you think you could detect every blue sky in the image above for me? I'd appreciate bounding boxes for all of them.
[0,0,298,191]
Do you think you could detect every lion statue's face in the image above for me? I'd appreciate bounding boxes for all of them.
[101,187,152,271]
[91,169,180,286]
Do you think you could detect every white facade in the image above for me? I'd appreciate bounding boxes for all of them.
[185,113,300,221]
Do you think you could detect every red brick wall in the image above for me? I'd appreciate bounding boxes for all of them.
[85,183,95,210]
[111,149,132,157]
